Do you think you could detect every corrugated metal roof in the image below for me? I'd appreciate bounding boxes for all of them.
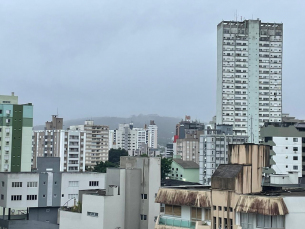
[235,195,288,215]
[155,188,211,208]
[173,159,199,169]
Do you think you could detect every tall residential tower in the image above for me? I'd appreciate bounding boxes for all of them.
[216,19,283,143]
[0,93,33,172]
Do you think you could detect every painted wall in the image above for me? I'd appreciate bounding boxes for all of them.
[61,172,106,207]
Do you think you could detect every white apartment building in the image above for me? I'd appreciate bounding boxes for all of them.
[148,120,158,148]
[69,120,109,168]
[110,121,158,154]
[59,157,161,229]
[216,19,283,143]
[261,122,305,178]
[33,130,86,172]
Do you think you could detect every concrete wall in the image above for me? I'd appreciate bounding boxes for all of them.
[61,172,106,207]
[125,169,141,229]
[29,207,59,224]
[284,196,305,229]
[0,218,59,229]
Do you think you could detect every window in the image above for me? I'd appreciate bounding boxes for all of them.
[27,195,37,200]
[69,181,79,187]
[27,182,38,187]
[218,206,222,211]
[165,204,181,216]
[213,206,216,210]
[1,195,4,200]
[43,195,46,198]
[257,214,284,228]
[293,156,298,161]
[68,194,78,199]
[87,211,98,217]
[293,138,298,142]
[191,207,202,221]
[205,209,211,220]
[293,147,298,151]
[241,213,254,229]
[11,195,22,201]
[140,214,147,220]
[89,181,99,186]
[12,182,22,188]
[2,182,4,187]
[141,194,147,199]
[219,217,222,229]
[293,165,298,170]
[46,209,50,212]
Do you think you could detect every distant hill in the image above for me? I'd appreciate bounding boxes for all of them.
[33,114,181,146]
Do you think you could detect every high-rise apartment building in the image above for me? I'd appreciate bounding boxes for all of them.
[0,93,33,172]
[199,125,248,185]
[109,121,158,154]
[216,19,283,143]
[32,116,86,172]
[148,120,158,148]
[69,120,109,168]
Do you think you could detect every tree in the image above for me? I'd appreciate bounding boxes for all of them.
[161,157,173,180]
[140,154,148,157]
[93,161,117,173]
[108,148,128,165]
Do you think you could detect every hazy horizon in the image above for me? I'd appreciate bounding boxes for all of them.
[1,0,304,125]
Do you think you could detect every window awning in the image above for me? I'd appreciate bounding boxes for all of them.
[155,188,211,208]
[235,195,288,215]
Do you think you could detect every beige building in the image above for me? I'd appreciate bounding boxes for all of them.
[154,144,305,229]
[176,129,203,164]
[69,120,109,168]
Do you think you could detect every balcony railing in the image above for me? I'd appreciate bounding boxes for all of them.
[158,215,196,229]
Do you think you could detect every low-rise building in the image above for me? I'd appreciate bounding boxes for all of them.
[0,157,105,229]
[59,156,160,229]
[155,144,305,229]
[170,158,199,183]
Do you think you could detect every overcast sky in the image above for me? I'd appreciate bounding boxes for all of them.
[0,0,304,125]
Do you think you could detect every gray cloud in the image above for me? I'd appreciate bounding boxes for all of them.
[0,0,304,124]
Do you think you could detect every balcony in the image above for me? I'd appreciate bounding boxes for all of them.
[157,215,196,228]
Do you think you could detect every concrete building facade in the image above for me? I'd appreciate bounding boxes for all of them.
[0,157,106,229]
[0,93,33,172]
[59,157,161,229]
[170,159,199,183]
[261,122,305,178]
[33,116,86,172]
[69,120,109,168]
[110,121,158,155]
[199,125,248,185]
[155,144,305,229]
[216,19,283,143]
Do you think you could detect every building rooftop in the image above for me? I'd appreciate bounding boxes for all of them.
[212,164,243,179]
[161,179,201,187]
[173,159,199,169]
